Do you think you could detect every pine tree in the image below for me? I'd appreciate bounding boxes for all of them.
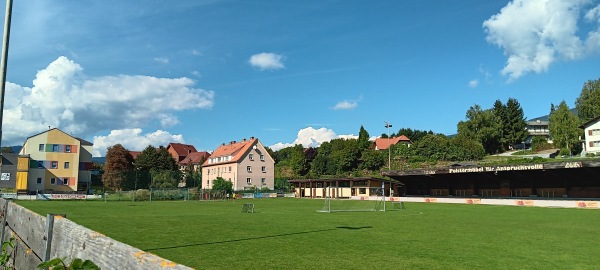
[505,98,528,149]
[357,125,371,150]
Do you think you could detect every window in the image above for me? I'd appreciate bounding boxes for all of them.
[261,178,266,185]
[65,145,71,153]
[247,166,252,173]
[359,188,366,194]
[229,166,232,172]
[63,178,69,185]
[207,180,210,187]
[64,162,70,169]
[591,129,600,136]
[39,144,44,151]
[51,161,58,169]
[262,166,266,173]
[260,155,264,161]
[37,161,44,168]
[52,144,59,152]
[591,141,600,147]
[50,178,56,185]
[246,178,252,184]
[37,178,42,184]
[249,154,254,160]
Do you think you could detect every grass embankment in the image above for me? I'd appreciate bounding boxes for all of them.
[17,199,600,270]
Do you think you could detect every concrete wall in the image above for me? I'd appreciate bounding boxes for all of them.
[0,199,192,269]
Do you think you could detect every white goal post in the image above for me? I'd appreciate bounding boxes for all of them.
[319,186,386,212]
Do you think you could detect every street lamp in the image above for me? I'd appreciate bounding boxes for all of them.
[384,121,392,170]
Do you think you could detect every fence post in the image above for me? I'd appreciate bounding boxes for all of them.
[0,199,8,242]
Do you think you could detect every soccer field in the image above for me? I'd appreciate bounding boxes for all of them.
[16,198,600,270]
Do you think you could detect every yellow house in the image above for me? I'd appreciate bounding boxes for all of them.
[18,128,93,194]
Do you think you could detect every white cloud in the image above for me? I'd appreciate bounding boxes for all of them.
[154,57,169,64]
[92,129,184,157]
[3,56,214,146]
[468,79,479,88]
[249,52,285,70]
[483,0,600,81]
[333,100,358,110]
[269,127,356,151]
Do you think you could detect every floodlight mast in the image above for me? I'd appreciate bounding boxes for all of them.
[384,121,392,170]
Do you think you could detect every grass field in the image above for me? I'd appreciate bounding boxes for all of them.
[16,198,600,270]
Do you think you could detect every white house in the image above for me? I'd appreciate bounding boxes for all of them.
[580,115,600,155]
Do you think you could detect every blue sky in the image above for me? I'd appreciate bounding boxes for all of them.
[2,0,600,156]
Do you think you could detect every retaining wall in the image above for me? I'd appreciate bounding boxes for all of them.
[0,198,192,269]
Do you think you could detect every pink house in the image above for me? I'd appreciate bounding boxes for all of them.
[373,135,412,150]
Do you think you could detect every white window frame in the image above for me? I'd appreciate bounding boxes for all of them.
[260,155,264,161]
[64,162,70,169]
[39,144,44,151]
[65,145,71,153]
[249,154,254,160]
[63,178,69,185]
[262,166,266,173]
[51,161,58,169]
[261,178,266,185]
[247,166,252,173]
[246,177,252,184]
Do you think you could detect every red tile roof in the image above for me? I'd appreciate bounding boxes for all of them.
[130,151,141,159]
[167,143,198,162]
[202,138,258,166]
[374,135,412,150]
[180,151,210,165]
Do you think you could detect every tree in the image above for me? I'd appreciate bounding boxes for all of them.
[289,144,309,177]
[357,125,371,150]
[212,177,233,194]
[504,98,528,149]
[359,149,385,170]
[274,178,290,192]
[395,128,434,143]
[310,154,329,176]
[151,170,180,188]
[457,104,502,154]
[154,146,178,171]
[102,144,134,190]
[549,101,580,155]
[492,99,508,151]
[134,145,160,171]
[1,147,13,153]
[575,78,600,123]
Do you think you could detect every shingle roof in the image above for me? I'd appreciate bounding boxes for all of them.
[374,135,412,150]
[202,138,258,166]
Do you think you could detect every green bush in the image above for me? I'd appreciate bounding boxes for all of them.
[135,189,150,201]
[586,152,596,157]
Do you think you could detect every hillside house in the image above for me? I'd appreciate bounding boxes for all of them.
[580,115,600,155]
[374,135,412,150]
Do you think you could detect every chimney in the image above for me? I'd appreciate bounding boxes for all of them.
[242,138,246,142]
[250,136,255,140]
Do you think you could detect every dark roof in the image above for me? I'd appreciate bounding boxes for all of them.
[579,114,600,129]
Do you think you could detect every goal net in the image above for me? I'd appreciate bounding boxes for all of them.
[319,187,386,212]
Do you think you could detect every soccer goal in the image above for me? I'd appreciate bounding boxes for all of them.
[319,186,386,213]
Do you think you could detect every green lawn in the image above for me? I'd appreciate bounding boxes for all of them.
[16,199,600,270]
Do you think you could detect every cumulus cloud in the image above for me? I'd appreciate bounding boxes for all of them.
[269,127,356,151]
[3,56,214,146]
[92,128,184,157]
[468,79,479,88]
[483,0,600,81]
[332,100,358,110]
[249,52,285,70]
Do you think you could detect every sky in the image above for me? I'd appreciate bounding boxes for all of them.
[1,0,600,157]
